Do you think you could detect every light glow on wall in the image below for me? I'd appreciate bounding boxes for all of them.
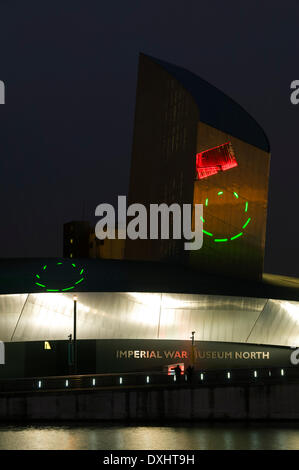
[279,301,299,322]
[201,190,251,243]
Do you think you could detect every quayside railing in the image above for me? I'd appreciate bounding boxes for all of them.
[0,366,298,394]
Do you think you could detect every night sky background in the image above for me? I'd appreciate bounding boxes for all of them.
[0,1,298,276]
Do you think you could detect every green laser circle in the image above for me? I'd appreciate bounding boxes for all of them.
[202,190,251,243]
[35,261,85,291]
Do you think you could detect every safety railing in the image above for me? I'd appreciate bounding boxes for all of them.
[0,366,298,394]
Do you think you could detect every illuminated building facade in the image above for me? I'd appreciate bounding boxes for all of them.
[125,54,270,280]
[0,56,295,380]
[63,221,91,259]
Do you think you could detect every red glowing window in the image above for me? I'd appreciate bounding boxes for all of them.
[167,363,185,375]
[196,142,238,180]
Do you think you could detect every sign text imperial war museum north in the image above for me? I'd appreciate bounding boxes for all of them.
[116,349,271,361]
[107,340,294,372]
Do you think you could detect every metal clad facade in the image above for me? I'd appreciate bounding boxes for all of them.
[0,292,298,347]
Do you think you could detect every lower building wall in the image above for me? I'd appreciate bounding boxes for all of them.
[1,383,299,421]
[0,339,295,379]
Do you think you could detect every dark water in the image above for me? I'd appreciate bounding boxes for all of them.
[1,423,299,450]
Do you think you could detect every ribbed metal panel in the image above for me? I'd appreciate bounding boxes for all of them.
[0,294,28,342]
[247,299,299,347]
[1,292,299,347]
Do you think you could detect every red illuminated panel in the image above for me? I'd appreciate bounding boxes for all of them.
[167,363,185,375]
[196,142,238,180]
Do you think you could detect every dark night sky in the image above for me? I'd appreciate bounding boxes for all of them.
[0,1,298,276]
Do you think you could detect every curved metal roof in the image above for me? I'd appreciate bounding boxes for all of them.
[1,291,299,347]
[145,54,270,153]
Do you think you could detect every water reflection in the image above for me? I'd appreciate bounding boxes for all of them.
[0,423,299,450]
